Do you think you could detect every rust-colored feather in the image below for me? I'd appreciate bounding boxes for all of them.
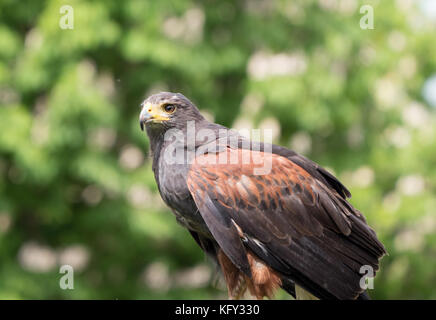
[217,248,282,300]
[245,251,282,299]
[217,249,246,299]
[187,146,386,300]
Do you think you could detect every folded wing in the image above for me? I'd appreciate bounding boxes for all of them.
[187,147,386,299]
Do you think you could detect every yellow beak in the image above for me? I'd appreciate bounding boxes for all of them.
[139,102,170,130]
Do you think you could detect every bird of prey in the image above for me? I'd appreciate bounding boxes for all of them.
[139,92,386,300]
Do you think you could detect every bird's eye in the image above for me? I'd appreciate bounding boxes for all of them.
[163,104,176,113]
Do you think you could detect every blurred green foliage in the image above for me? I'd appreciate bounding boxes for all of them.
[0,0,435,299]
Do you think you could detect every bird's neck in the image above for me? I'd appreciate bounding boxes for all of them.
[145,125,165,161]
[146,119,223,168]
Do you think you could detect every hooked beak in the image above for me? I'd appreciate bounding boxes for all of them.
[139,108,152,131]
[139,102,170,131]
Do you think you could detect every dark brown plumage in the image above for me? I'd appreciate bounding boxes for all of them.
[139,92,386,300]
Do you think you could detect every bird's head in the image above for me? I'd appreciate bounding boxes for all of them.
[139,92,205,133]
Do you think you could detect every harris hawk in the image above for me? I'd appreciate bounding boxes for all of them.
[139,92,386,300]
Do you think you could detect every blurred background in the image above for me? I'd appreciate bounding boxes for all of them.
[0,0,435,299]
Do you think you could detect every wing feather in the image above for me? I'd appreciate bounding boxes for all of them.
[187,147,386,299]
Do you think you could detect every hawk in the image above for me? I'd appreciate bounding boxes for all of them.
[139,92,386,300]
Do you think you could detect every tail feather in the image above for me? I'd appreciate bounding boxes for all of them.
[357,291,371,300]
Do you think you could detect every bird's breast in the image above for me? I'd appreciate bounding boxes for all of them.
[156,159,211,236]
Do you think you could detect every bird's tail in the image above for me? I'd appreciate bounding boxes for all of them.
[357,291,371,300]
[295,285,320,300]
[281,277,371,300]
